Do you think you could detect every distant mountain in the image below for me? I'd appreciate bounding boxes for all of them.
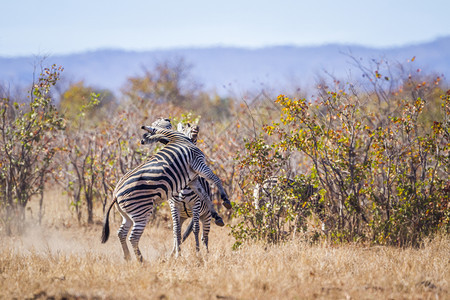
[1,37,449,97]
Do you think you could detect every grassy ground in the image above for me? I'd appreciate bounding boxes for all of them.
[0,192,448,299]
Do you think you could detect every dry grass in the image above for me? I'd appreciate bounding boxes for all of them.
[0,191,448,300]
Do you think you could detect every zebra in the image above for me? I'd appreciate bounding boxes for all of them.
[171,123,220,253]
[101,125,231,261]
[147,119,224,223]
[253,175,327,232]
[172,175,215,253]
[144,122,232,255]
[149,119,223,254]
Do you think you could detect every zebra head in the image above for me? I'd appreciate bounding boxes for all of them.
[151,117,172,130]
[177,122,199,144]
[140,126,166,145]
[140,118,200,145]
[140,118,173,145]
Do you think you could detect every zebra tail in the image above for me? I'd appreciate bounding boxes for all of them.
[182,219,194,242]
[101,197,117,244]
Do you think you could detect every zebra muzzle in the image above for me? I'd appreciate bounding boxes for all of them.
[141,126,158,138]
[141,125,155,132]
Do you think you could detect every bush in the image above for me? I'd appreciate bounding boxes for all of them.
[0,65,65,234]
[233,67,449,247]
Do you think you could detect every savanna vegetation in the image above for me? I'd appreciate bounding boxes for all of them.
[0,56,448,299]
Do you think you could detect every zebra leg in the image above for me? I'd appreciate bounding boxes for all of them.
[180,216,200,251]
[182,218,194,242]
[192,200,201,252]
[116,205,132,261]
[128,213,151,262]
[190,163,232,209]
[170,201,182,258]
[188,178,225,227]
[203,184,224,226]
[201,213,211,252]
[210,209,224,227]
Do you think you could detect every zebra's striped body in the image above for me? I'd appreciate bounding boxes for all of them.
[171,176,214,253]
[149,120,222,255]
[101,126,230,261]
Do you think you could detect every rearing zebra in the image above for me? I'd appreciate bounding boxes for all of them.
[101,125,231,261]
[148,119,223,255]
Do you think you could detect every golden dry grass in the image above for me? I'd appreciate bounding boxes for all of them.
[0,191,448,300]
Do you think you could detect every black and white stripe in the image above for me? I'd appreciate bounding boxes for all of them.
[101,125,230,261]
[171,176,215,253]
[148,120,222,255]
[168,123,223,254]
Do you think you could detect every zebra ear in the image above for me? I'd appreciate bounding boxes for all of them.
[177,122,184,132]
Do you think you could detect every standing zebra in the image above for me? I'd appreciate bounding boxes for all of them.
[149,119,224,254]
[170,123,218,254]
[171,175,216,253]
[101,125,231,261]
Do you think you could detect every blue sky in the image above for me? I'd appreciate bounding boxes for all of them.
[1,0,449,57]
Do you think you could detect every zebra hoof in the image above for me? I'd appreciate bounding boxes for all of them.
[223,200,232,209]
[215,217,225,227]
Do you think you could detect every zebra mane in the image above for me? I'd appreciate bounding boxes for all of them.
[140,126,192,145]
[141,119,200,146]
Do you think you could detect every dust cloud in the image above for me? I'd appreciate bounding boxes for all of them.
[2,220,170,262]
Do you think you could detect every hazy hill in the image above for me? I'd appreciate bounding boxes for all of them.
[1,36,449,96]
